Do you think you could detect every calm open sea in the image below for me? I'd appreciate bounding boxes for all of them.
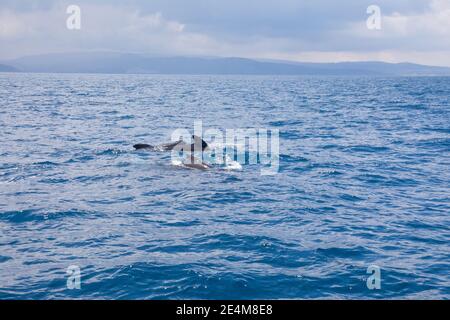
[0,73,449,299]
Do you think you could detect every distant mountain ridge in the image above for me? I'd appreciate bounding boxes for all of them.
[0,64,19,72]
[3,52,450,75]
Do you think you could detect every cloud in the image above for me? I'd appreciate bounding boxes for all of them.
[0,0,449,66]
[0,10,27,38]
[384,0,450,38]
[0,4,215,58]
[112,11,185,34]
[343,0,450,51]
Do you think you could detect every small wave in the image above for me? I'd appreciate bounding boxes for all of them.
[0,209,102,223]
[33,161,60,167]
[223,161,242,171]
[280,154,308,163]
[269,119,303,127]
[0,256,12,263]
[346,145,390,153]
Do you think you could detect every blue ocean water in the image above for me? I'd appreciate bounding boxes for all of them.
[0,73,449,299]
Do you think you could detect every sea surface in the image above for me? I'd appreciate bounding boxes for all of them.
[0,73,449,299]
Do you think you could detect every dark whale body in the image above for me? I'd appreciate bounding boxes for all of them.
[133,135,208,152]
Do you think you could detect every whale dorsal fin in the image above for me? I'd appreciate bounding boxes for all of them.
[192,135,208,151]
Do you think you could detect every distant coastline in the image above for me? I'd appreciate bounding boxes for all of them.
[0,64,19,72]
[2,52,450,76]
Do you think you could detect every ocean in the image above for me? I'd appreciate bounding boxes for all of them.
[0,73,449,299]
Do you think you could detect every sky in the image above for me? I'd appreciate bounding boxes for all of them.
[1,0,450,66]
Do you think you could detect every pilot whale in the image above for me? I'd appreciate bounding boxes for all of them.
[133,135,210,170]
[133,135,208,152]
[182,155,210,170]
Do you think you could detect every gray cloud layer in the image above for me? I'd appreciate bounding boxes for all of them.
[1,0,449,66]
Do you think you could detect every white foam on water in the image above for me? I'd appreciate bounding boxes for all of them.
[171,159,183,167]
[223,160,243,171]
